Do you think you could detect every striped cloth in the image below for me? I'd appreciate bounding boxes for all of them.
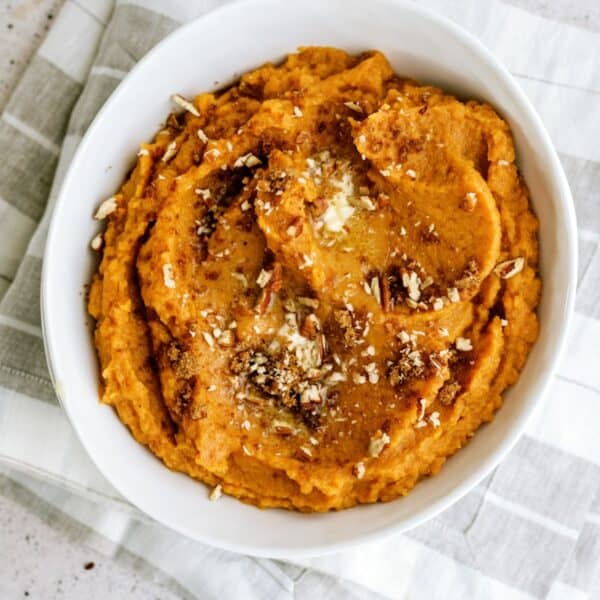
[1,1,599,598]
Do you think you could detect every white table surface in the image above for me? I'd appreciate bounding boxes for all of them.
[0,0,598,597]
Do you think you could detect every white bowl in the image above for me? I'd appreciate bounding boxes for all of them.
[42,0,577,558]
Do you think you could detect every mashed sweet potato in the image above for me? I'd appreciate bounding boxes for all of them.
[88,47,540,511]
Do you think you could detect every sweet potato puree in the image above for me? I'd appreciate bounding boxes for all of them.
[88,47,540,511]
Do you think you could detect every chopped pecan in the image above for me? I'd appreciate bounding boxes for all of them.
[272,419,295,436]
[494,257,525,279]
[300,313,321,339]
[381,273,392,311]
[255,262,283,314]
[286,217,303,238]
[455,259,480,289]
[294,445,315,462]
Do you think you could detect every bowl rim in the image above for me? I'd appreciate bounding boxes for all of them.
[41,0,577,558]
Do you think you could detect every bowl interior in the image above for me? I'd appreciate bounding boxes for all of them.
[42,0,576,557]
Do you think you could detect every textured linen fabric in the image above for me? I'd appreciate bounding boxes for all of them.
[0,1,599,598]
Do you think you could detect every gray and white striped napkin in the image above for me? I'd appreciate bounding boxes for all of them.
[1,1,599,598]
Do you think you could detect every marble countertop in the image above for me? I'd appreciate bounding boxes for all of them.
[0,0,598,597]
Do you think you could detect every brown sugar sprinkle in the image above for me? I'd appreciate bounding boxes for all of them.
[231,349,301,410]
[387,330,446,387]
[166,341,201,379]
[174,378,194,416]
[191,404,207,420]
[230,309,340,428]
[333,308,366,348]
[454,259,480,289]
[439,381,461,406]
[388,342,425,386]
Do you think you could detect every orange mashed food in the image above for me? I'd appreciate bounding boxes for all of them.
[88,47,540,511]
